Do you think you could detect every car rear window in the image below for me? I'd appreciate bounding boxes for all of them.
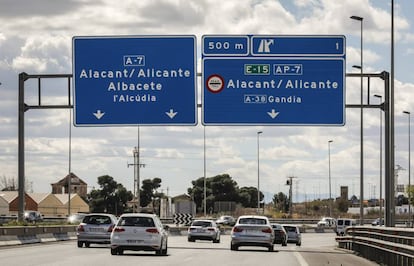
[239,218,266,225]
[83,215,112,225]
[119,216,155,227]
[192,221,212,227]
[272,224,283,230]
[284,226,297,232]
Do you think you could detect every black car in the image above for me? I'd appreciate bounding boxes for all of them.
[271,223,287,246]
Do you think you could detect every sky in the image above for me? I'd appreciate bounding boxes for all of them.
[1,0,414,203]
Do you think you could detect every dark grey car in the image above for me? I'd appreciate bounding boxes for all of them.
[76,213,118,247]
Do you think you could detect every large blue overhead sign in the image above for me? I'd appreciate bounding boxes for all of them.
[73,36,197,126]
[202,35,346,125]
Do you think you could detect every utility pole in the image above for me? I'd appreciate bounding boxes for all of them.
[286,176,296,217]
[128,145,145,212]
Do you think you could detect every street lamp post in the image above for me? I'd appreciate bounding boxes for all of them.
[257,131,263,214]
[328,140,333,217]
[203,126,207,217]
[374,94,383,224]
[403,111,411,227]
[351,15,364,225]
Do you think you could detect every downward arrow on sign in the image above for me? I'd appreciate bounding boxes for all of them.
[166,109,178,119]
[93,110,105,119]
[267,109,279,119]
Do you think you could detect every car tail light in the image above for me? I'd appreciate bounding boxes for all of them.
[146,228,159,234]
[77,225,84,232]
[207,228,215,231]
[113,227,125,232]
[232,227,243,233]
[107,224,115,232]
[262,227,273,233]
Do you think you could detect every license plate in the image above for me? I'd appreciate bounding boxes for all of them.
[127,240,143,243]
[89,228,104,232]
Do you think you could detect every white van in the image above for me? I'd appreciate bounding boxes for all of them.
[335,218,356,236]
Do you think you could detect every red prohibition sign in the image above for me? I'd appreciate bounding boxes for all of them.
[206,74,225,93]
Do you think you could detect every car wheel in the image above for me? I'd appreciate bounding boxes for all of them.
[268,245,274,252]
[77,241,83,248]
[188,237,195,242]
[296,241,301,246]
[110,248,117,255]
[161,243,168,255]
[282,241,287,247]
[160,238,168,255]
[118,249,124,255]
[213,235,220,243]
[156,246,163,256]
[85,242,90,248]
[230,243,238,251]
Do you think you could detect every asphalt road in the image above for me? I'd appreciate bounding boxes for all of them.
[0,233,378,266]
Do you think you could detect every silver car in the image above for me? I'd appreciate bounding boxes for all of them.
[110,213,168,255]
[188,219,220,243]
[282,225,302,246]
[230,215,274,252]
[76,213,118,248]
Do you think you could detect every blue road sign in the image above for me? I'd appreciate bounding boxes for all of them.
[73,36,197,126]
[202,35,346,125]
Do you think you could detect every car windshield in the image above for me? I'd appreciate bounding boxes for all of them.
[239,218,266,225]
[83,215,112,225]
[192,221,212,227]
[119,217,155,227]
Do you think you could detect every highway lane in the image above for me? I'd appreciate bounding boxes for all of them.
[0,233,378,266]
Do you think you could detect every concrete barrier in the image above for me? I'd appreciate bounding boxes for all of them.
[0,225,76,246]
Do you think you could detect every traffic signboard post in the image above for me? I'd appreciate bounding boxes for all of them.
[73,35,197,126]
[202,35,346,125]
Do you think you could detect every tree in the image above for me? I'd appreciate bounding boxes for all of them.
[239,186,263,208]
[188,174,240,212]
[407,185,414,206]
[336,198,349,213]
[140,178,164,214]
[87,175,133,214]
[273,192,289,212]
[0,175,17,191]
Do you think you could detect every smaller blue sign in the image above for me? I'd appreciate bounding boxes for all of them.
[251,35,345,56]
[202,35,249,56]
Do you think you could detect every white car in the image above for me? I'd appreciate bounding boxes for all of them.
[188,219,220,243]
[317,217,336,228]
[230,215,274,252]
[110,213,168,255]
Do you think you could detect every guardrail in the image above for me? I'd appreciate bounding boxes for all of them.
[336,226,414,266]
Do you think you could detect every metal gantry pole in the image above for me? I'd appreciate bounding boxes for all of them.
[403,111,411,227]
[328,140,333,217]
[18,73,26,222]
[375,94,384,224]
[203,126,207,217]
[257,131,263,214]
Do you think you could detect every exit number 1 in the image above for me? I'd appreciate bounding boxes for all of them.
[244,64,270,75]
